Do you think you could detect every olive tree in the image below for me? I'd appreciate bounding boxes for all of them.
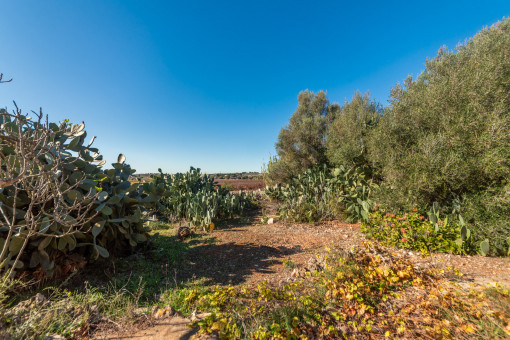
[326,91,381,169]
[267,90,339,184]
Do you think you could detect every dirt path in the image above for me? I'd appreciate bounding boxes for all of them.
[98,205,510,339]
[179,214,510,288]
[174,219,364,287]
[102,315,216,340]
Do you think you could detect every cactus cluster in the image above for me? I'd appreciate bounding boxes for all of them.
[265,165,375,223]
[153,167,252,230]
[428,202,502,256]
[0,111,160,276]
[331,166,376,222]
[87,153,161,257]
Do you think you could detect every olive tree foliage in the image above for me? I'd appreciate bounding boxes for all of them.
[367,18,510,209]
[265,90,340,184]
[326,91,382,169]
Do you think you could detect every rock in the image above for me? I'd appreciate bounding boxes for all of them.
[267,218,274,224]
[189,310,197,322]
[134,307,147,315]
[178,226,192,240]
[34,293,47,305]
[43,335,66,340]
[164,306,174,317]
[154,308,166,319]
[153,306,174,319]
[190,311,211,322]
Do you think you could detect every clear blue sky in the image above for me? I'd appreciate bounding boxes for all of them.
[1,1,508,173]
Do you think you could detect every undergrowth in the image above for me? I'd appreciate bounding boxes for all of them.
[361,210,473,255]
[188,242,509,339]
[0,278,146,339]
[1,227,508,339]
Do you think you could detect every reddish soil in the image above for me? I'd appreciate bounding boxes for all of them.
[175,210,510,288]
[214,179,265,191]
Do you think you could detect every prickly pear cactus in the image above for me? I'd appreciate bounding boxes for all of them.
[265,165,375,223]
[154,167,252,230]
[0,113,160,277]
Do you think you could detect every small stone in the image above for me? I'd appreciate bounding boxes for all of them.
[267,218,274,224]
[178,226,192,239]
[189,310,197,322]
[154,308,165,319]
[89,305,99,314]
[196,312,211,320]
[164,306,174,317]
[134,307,146,315]
[34,293,47,304]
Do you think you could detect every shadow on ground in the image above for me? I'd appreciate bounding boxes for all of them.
[75,209,301,302]
[175,240,301,286]
[168,207,301,286]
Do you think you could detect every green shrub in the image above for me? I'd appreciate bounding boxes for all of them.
[367,18,510,209]
[360,19,510,257]
[326,91,381,169]
[361,211,476,254]
[220,182,235,191]
[262,155,294,186]
[266,90,340,185]
[266,165,340,223]
[461,185,510,256]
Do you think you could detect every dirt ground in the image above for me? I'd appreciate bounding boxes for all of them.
[214,179,265,191]
[98,202,510,340]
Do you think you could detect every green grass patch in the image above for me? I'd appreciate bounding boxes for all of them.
[0,221,217,338]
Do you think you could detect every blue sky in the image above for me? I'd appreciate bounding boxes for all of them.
[1,1,508,173]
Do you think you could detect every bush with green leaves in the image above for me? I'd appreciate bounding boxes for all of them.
[361,19,510,256]
[265,19,510,257]
[266,165,375,223]
[367,18,510,209]
[362,200,510,256]
[153,167,252,230]
[361,209,474,255]
[0,108,160,278]
[460,185,510,256]
[326,91,381,169]
[266,165,339,222]
[265,90,340,185]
